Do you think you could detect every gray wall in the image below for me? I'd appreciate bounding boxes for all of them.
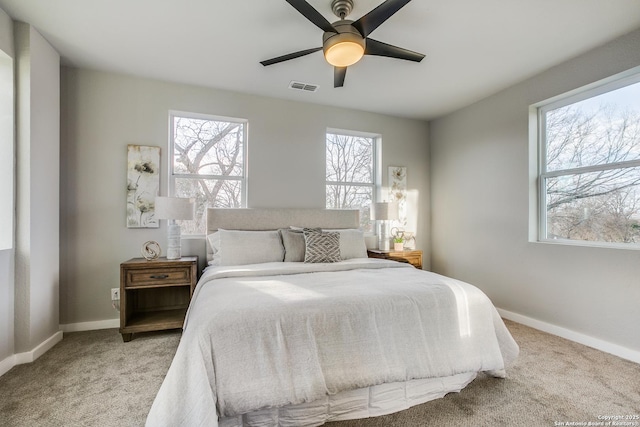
[14,22,61,352]
[0,7,11,56]
[430,28,640,355]
[0,249,13,364]
[0,6,13,251]
[59,68,430,325]
[0,7,15,367]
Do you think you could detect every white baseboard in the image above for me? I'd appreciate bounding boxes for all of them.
[60,318,119,333]
[498,308,640,364]
[1,320,118,377]
[14,330,64,365]
[0,354,16,377]
[0,330,64,377]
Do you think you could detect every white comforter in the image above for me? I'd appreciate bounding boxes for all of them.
[146,259,519,427]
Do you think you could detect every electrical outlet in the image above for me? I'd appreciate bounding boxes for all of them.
[111,288,120,300]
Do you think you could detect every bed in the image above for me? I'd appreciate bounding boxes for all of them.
[146,208,519,427]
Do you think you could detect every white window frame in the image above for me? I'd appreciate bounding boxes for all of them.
[532,66,640,249]
[325,128,381,229]
[168,110,248,235]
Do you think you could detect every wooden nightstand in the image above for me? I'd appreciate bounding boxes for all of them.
[367,249,423,269]
[119,256,198,342]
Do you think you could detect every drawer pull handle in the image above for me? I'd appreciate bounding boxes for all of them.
[150,274,169,279]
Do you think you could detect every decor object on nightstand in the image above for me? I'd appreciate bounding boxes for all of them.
[141,240,161,260]
[391,227,416,250]
[401,230,416,249]
[391,227,404,251]
[371,202,398,251]
[119,256,198,342]
[126,145,160,228]
[393,236,404,251]
[155,197,194,260]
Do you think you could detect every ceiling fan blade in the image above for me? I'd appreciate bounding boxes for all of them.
[364,38,425,62]
[334,67,347,88]
[286,0,337,33]
[260,47,323,66]
[352,0,412,37]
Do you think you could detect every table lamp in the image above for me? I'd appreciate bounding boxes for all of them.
[154,197,194,260]
[371,202,399,251]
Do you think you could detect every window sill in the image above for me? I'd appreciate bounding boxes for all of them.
[532,238,640,251]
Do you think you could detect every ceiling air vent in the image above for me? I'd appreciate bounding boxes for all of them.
[288,81,319,92]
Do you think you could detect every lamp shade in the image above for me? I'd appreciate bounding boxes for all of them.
[371,202,399,221]
[154,197,194,220]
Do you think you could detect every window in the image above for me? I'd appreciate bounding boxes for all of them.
[325,130,379,231]
[536,70,640,246]
[169,111,247,235]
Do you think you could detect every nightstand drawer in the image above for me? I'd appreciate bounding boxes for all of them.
[390,253,421,267]
[125,267,192,287]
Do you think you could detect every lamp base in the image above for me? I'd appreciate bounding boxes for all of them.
[377,220,390,251]
[166,221,182,260]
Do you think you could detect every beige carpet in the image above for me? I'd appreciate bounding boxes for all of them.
[0,320,638,427]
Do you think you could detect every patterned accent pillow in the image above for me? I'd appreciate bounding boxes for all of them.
[303,228,341,263]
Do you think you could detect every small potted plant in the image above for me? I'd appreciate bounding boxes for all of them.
[393,236,404,251]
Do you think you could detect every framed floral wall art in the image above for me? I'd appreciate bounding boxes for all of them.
[389,166,407,227]
[126,145,160,228]
[388,166,416,249]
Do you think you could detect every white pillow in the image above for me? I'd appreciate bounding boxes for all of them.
[206,231,221,264]
[289,227,367,260]
[207,229,285,266]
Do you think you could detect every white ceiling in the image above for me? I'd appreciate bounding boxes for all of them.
[1,0,640,120]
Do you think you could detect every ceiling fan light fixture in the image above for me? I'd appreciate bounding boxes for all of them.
[322,25,365,67]
[261,0,424,88]
[325,41,364,67]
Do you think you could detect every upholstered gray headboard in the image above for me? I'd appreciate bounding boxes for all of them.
[205,208,360,261]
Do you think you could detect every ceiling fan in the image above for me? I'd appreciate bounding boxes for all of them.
[260,0,425,88]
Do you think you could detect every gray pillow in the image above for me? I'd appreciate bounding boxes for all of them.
[303,228,341,263]
[279,229,306,262]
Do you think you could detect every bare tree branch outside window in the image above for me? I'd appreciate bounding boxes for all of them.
[326,132,377,231]
[170,114,246,234]
[542,80,640,244]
